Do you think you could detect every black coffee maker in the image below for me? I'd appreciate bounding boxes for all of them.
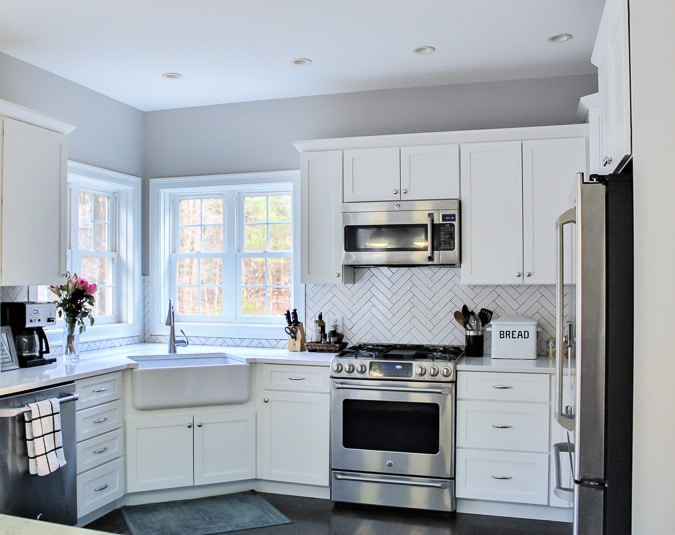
[1,302,57,367]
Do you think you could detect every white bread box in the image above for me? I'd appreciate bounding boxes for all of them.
[489,316,539,359]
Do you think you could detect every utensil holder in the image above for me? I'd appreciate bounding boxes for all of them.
[465,329,484,357]
[287,323,306,352]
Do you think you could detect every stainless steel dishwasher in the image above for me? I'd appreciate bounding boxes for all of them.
[0,382,78,524]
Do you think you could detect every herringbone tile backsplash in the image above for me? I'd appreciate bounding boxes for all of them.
[306,267,564,356]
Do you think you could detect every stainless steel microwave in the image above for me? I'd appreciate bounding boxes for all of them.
[342,200,460,266]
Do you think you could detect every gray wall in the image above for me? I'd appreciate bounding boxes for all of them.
[0,52,144,178]
[145,74,597,178]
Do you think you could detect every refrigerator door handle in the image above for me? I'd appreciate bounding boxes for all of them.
[555,204,576,431]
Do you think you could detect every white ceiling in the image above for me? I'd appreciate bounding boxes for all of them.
[0,0,605,112]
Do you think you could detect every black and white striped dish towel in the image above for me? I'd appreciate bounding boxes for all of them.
[24,398,67,476]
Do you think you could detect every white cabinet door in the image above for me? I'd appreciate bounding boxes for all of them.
[460,141,523,285]
[592,0,631,172]
[300,150,353,284]
[126,415,194,492]
[258,390,330,486]
[194,409,256,486]
[343,147,400,202]
[400,144,460,200]
[0,118,67,285]
[522,138,587,285]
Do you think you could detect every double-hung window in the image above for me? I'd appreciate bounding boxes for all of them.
[150,171,300,339]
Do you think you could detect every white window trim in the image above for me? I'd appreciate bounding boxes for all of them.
[56,161,143,342]
[149,170,302,340]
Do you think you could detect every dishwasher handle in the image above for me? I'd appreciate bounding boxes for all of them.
[0,392,79,418]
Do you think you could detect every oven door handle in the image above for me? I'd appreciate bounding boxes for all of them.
[334,383,451,395]
[334,472,446,489]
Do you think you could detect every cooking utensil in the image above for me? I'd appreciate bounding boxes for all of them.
[284,310,292,326]
[453,311,465,328]
[291,308,299,325]
[478,308,493,326]
[284,326,298,340]
[462,305,471,327]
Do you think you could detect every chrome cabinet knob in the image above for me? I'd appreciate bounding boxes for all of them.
[336,272,340,278]
[187,422,193,429]
[402,189,408,195]
[525,272,532,277]
[515,272,522,278]
[263,397,269,403]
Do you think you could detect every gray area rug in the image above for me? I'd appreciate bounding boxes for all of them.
[121,491,291,535]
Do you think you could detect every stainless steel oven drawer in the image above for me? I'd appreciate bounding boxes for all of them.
[331,470,455,512]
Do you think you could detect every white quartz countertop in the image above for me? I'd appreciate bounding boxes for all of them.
[458,355,556,373]
[0,515,107,535]
[0,343,334,397]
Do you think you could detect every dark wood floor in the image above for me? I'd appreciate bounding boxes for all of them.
[85,493,573,535]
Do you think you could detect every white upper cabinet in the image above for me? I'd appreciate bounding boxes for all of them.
[592,0,631,173]
[300,150,354,284]
[344,144,459,202]
[461,137,586,285]
[0,117,68,285]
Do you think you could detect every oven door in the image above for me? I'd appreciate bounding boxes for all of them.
[331,379,454,479]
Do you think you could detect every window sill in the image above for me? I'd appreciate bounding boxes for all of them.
[148,322,287,340]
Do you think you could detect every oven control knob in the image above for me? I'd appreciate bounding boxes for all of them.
[441,367,452,378]
[415,365,426,377]
[345,363,355,374]
[356,363,367,374]
[429,365,439,377]
[332,362,343,374]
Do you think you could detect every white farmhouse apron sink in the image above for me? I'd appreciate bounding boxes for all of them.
[128,353,250,409]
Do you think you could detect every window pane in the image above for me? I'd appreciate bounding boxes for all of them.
[242,258,265,285]
[269,195,291,222]
[244,225,266,251]
[94,194,109,222]
[79,192,92,221]
[202,198,223,224]
[179,199,201,225]
[202,225,223,252]
[180,227,200,252]
[177,258,199,285]
[177,287,199,314]
[200,287,222,315]
[244,196,266,223]
[269,223,291,251]
[269,287,291,317]
[242,287,265,316]
[268,257,290,286]
[201,258,222,285]
[93,222,109,251]
[78,221,93,250]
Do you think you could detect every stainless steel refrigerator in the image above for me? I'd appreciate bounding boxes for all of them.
[554,168,634,535]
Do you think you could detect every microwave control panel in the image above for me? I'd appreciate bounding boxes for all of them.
[435,212,456,251]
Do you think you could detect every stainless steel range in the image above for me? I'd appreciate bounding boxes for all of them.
[330,344,462,512]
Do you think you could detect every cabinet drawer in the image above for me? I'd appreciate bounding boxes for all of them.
[456,449,549,505]
[456,401,550,452]
[76,428,124,475]
[77,457,125,518]
[457,372,549,402]
[76,400,123,442]
[263,365,329,393]
[76,372,122,410]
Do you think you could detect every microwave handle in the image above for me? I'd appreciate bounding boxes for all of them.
[427,213,434,261]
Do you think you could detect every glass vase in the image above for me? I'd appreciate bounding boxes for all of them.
[63,322,80,362]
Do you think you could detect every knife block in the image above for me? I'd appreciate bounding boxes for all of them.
[287,323,306,352]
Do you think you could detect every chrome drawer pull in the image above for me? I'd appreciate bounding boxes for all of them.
[92,387,108,393]
[93,447,108,455]
[491,475,513,480]
[492,424,513,429]
[492,385,514,389]
[94,484,109,492]
[93,417,109,424]
[288,377,306,381]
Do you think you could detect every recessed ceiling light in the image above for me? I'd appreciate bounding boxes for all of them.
[547,33,573,43]
[162,72,183,80]
[413,45,436,55]
[292,58,312,66]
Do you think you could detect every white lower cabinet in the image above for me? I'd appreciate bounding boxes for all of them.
[75,373,125,518]
[126,408,256,492]
[258,364,330,486]
[456,371,551,506]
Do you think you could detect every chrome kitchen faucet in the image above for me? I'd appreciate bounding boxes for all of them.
[166,299,189,353]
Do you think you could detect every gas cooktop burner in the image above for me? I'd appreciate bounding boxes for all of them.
[336,343,464,361]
